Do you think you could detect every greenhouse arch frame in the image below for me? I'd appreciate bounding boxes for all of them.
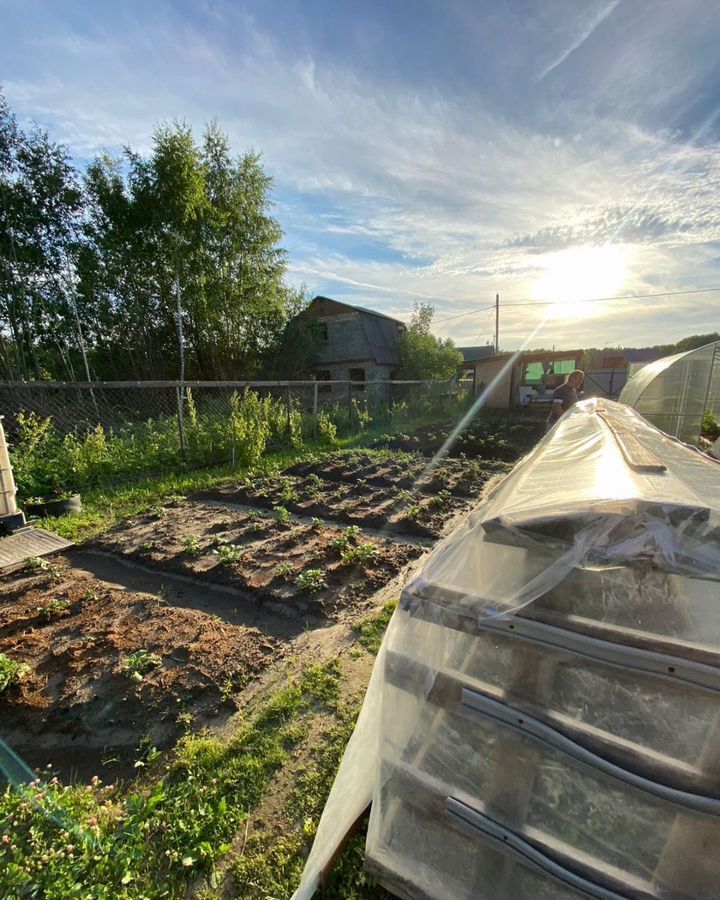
[619,340,720,444]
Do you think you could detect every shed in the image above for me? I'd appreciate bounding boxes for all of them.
[302,296,405,396]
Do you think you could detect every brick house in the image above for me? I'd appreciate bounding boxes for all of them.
[303,296,405,396]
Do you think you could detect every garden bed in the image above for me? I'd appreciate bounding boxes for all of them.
[0,561,278,781]
[370,414,544,458]
[90,500,423,619]
[198,450,500,539]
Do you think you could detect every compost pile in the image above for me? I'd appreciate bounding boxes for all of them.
[293,398,720,900]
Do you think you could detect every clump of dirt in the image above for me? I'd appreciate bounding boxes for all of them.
[0,564,279,779]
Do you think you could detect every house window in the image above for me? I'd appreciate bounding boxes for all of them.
[349,368,366,391]
[318,322,329,342]
[316,370,332,393]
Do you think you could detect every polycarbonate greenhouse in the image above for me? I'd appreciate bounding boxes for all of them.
[619,340,720,444]
[293,398,720,900]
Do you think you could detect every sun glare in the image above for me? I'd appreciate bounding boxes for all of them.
[531,244,628,319]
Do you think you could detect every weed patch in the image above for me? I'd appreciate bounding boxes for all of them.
[0,662,342,899]
[355,600,397,653]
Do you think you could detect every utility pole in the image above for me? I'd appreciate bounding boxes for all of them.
[495,293,500,355]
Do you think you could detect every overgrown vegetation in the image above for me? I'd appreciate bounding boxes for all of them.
[10,382,471,502]
[0,662,342,898]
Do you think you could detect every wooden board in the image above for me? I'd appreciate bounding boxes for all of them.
[0,528,73,571]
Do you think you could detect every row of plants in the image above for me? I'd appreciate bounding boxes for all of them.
[9,386,472,504]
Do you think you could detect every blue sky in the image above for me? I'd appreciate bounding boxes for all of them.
[3,0,720,348]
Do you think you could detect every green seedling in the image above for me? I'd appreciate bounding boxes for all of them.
[123,649,162,682]
[273,505,291,525]
[330,525,360,553]
[276,562,293,579]
[295,569,328,592]
[25,556,63,581]
[0,653,29,692]
[36,598,70,621]
[341,543,378,566]
[213,543,244,565]
[180,534,200,555]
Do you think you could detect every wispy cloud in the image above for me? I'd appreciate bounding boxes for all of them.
[538,0,621,81]
[2,0,720,349]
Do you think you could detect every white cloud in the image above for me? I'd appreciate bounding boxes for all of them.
[3,3,720,349]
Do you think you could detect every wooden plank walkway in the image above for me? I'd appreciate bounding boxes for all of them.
[0,528,73,571]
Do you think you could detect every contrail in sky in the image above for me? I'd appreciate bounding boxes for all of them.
[539,0,621,81]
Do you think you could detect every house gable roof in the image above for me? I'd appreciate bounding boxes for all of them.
[309,296,405,327]
[307,296,403,367]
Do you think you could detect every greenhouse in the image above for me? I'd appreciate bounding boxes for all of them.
[294,398,720,900]
[619,340,720,444]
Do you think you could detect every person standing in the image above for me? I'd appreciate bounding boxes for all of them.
[546,369,584,431]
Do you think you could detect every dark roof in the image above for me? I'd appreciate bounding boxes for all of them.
[361,314,402,366]
[457,345,496,363]
[307,295,403,367]
[310,296,405,326]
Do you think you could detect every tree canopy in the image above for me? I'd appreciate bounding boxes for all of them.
[397,303,463,380]
[0,91,300,381]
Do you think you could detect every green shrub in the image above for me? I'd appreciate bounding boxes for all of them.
[702,411,720,438]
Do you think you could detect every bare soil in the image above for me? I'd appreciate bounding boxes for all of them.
[0,564,278,781]
[0,447,510,785]
[90,501,423,620]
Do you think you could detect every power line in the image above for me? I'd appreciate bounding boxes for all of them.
[433,286,720,324]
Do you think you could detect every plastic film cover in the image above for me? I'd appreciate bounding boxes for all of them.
[291,399,720,900]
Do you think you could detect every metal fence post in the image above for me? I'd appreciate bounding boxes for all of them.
[231,416,237,469]
[176,385,186,458]
[313,381,319,438]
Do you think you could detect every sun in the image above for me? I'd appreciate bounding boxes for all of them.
[531,244,628,319]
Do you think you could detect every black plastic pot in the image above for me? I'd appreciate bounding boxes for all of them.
[26,493,82,518]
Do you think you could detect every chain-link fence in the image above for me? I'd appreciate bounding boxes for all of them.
[0,379,464,440]
[1,379,471,499]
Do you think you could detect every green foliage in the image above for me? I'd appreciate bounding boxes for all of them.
[340,543,378,566]
[0,663,341,899]
[233,673,387,899]
[397,303,462,380]
[123,649,162,682]
[355,600,398,653]
[330,525,361,552]
[295,568,328,592]
[316,410,338,445]
[275,562,293,579]
[180,534,200,555]
[212,543,244,566]
[0,652,29,692]
[24,556,63,580]
[273,505,291,525]
[36,598,70,621]
[702,410,720,438]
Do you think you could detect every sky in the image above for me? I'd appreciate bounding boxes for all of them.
[2,0,720,350]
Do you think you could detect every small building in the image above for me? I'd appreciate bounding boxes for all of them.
[463,349,583,408]
[303,296,405,396]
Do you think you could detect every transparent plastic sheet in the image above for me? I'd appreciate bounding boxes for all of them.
[291,399,720,900]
